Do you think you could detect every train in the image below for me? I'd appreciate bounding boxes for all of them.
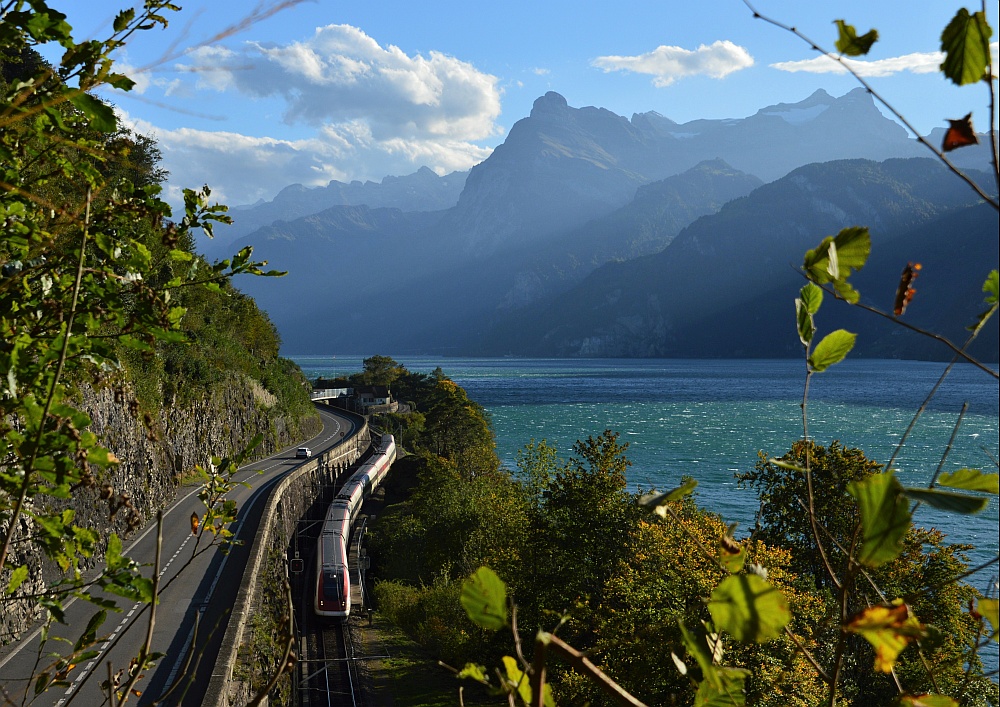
[314,434,396,619]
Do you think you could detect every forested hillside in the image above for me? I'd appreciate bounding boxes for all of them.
[360,358,997,707]
[0,30,318,649]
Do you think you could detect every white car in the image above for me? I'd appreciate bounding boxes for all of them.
[295,447,312,459]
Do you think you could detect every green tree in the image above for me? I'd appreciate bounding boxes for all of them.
[357,354,405,387]
[531,432,640,641]
[739,442,995,705]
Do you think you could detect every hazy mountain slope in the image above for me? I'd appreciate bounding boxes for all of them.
[629,88,925,182]
[228,205,445,334]
[252,160,763,353]
[205,167,467,257]
[474,158,998,361]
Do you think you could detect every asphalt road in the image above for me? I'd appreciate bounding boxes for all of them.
[0,405,356,707]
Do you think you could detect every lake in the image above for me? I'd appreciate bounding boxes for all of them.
[294,355,998,574]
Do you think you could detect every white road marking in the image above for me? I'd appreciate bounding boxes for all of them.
[3,408,349,703]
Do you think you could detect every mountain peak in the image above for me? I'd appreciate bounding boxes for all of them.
[531,91,569,118]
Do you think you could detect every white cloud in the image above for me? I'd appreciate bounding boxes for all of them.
[592,40,754,87]
[114,25,503,210]
[771,51,941,77]
[181,24,502,141]
[532,67,550,76]
[118,110,491,213]
[772,42,999,77]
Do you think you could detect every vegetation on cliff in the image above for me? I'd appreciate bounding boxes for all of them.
[0,2,317,702]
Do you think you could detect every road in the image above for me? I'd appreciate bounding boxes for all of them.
[0,405,356,707]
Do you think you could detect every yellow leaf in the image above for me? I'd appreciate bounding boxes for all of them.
[846,601,924,672]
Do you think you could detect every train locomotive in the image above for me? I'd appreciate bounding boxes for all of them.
[314,434,396,619]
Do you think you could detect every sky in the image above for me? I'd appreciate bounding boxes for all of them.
[49,0,1000,212]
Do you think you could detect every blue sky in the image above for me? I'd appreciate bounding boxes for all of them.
[55,0,1000,210]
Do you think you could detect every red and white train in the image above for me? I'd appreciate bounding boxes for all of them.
[314,434,396,619]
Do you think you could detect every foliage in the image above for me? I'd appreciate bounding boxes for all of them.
[0,1,303,702]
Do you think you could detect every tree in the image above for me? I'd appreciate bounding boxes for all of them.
[358,354,405,387]
[740,443,994,705]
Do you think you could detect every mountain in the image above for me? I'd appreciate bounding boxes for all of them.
[431,88,927,258]
[223,90,995,358]
[473,158,998,362]
[205,166,468,257]
[230,159,763,353]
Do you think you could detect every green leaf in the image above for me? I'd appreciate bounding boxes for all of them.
[106,534,123,570]
[67,92,117,133]
[679,621,716,683]
[707,574,790,642]
[693,666,751,707]
[967,269,998,333]
[799,282,823,315]
[719,541,747,574]
[976,598,998,641]
[74,610,106,651]
[846,602,925,672]
[460,567,508,631]
[768,458,806,473]
[456,663,490,683]
[834,20,879,56]
[795,298,815,346]
[940,9,992,85]
[113,8,136,32]
[896,695,959,707]
[902,487,989,514]
[639,478,698,515]
[87,446,119,466]
[808,330,856,372]
[848,472,912,567]
[938,468,998,494]
[803,227,870,302]
[502,656,532,705]
[6,565,28,595]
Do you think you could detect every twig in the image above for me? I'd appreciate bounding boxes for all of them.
[984,0,1000,196]
[801,367,842,591]
[742,0,999,211]
[107,661,116,707]
[929,403,968,488]
[783,626,832,683]
[536,632,648,707]
[246,580,295,706]
[117,511,163,705]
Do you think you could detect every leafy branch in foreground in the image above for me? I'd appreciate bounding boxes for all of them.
[743,0,999,209]
[0,0,291,702]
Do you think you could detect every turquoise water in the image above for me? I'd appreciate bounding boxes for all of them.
[295,356,998,568]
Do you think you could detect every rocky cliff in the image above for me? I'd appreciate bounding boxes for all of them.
[0,375,321,645]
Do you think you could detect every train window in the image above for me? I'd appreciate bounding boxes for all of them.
[323,570,343,598]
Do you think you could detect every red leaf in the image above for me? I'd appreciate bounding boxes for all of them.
[942,114,978,152]
[893,262,921,316]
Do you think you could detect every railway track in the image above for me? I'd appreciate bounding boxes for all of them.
[293,458,368,707]
[297,593,363,705]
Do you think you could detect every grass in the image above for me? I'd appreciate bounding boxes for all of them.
[368,615,497,706]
